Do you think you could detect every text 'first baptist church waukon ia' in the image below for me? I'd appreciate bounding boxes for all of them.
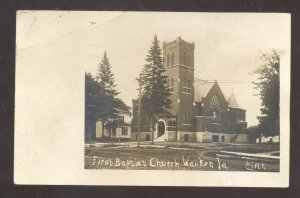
[96,36,248,143]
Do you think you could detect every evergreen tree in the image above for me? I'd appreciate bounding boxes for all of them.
[95,51,119,97]
[85,51,131,142]
[252,49,280,137]
[95,51,120,138]
[139,34,172,143]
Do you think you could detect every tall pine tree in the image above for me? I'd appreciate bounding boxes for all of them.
[85,51,130,142]
[96,51,119,97]
[95,51,119,137]
[139,34,172,143]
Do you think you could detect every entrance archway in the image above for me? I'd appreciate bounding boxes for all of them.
[157,120,166,138]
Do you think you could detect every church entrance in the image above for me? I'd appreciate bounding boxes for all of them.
[157,121,165,138]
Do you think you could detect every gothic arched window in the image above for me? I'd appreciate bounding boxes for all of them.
[210,95,221,120]
[171,51,175,65]
[167,53,170,66]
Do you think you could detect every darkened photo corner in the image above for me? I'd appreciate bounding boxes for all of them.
[84,15,280,172]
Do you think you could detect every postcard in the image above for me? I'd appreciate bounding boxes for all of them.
[14,11,290,186]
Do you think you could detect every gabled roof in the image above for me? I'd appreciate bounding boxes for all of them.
[194,78,245,110]
[194,79,214,102]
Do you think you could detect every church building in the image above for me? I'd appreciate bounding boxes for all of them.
[131,37,248,143]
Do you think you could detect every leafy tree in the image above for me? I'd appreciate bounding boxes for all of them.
[138,34,172,143]
[114,98,131,113]
[85,72,104,141]
[252,49,280,136]
[246,125,262,143]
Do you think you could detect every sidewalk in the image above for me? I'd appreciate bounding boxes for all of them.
[218,150,280,161]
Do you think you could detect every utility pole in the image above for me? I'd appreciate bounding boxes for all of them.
[137,73,142,148]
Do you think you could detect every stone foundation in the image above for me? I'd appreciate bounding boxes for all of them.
[131,132,152,141]
[132,131,248,143]
[176,131,248,143]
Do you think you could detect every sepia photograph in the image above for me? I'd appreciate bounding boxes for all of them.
[14,11,290,186]
[83,12,284,172]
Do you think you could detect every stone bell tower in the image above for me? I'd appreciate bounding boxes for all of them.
[162,36,195,134]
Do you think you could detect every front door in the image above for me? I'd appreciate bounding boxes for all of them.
[157,121,165,137]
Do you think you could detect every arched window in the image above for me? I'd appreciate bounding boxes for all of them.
[171,51,175,65]
[168,119,176,126]
[167,53,170,66]
[187,54,190,66]
[210,95,221,120]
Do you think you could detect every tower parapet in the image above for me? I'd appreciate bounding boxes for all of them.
[162,36,195,68]
[162,36,195,50]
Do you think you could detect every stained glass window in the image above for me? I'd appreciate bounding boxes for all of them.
[210,95,221,120]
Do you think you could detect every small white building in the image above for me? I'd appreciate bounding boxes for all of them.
[96,109,132,140]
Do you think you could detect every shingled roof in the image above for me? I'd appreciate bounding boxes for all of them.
[228,91,244,110]
[194,78,244,110]
[194,79,214,102]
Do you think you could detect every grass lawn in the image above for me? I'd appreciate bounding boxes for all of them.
[85,143,279,172]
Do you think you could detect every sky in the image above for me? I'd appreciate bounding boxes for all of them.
[16,11,290,126]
